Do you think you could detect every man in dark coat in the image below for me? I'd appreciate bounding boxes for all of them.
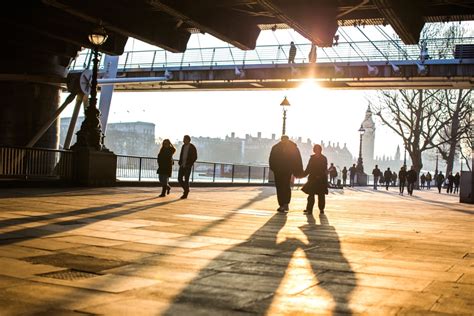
[406,165,417,196]
[178,135,197,199]
[302,144,328,214]
[398,166,407,196]
[383,167,392,190]
[341,166,348,187]
[349,164,356,187]
[446,172,455,194]
[372,165,381,190]
[436,171,445,193]
[269,135,303,212]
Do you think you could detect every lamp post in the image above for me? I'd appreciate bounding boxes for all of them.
[280,96,290,136]
[435,150,439,175]
[357,124,365,172]
[73,25,108,150]
[403,145,407,167]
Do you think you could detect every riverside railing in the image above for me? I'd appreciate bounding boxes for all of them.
[116,155,270,184]
[70,37,474,71]
[0,146,73,180]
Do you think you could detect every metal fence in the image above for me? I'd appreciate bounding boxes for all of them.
[70,37,474,71]
[116,155,270,184]
[0,146,73,180]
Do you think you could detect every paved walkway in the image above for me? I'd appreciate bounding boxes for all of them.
[0,186,472,315]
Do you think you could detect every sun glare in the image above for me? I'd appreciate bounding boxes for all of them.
[289,79,325,107]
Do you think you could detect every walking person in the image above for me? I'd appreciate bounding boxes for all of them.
[446,172,455,194]
[384,167,392,190]
[288,41,297,64]
[392,171,397,187]
[454,172,460,194]
[420,173,426,189]
[406,166,417,196]
[372,165,381,190]
[425,171,432,189]
[308,43,317,63]
[269,135,303,213]
[436,171,445,194]
[398,166,407,195]
[342,166,348,187]
[302,144,328,215]
[178,135,197,199]
[328,163,337,186]
[157,139,176,197]
[349,164,357,187]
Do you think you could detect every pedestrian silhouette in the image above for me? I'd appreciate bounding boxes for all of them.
[372,164,381,190]
[436,171,445,193]
[178,135,197,199]
[398,166,407,195]
[302,144,329,214]
[406,166,417,196]
[157,139,175,197]
[269,135,304,212]
[288,41,297,64]
[383,167,392,190]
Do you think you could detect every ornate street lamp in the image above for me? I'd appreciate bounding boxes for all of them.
[357,124,365,172]
[73,25,108,150]
[280,96,290,136]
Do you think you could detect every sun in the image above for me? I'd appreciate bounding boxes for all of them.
[289,79,325,107]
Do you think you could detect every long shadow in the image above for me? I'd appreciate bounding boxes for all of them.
[374,189,474,215]
[301,214,357,315]
[0,197,157,231]
[0,187,134,199]
[0,197,179,245]
[163,211,356,315]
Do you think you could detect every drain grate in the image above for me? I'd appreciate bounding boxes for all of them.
[37,269,100,281]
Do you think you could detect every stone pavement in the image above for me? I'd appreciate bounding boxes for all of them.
[0,186,472,315]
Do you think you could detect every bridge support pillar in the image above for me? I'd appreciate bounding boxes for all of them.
[73,148,117,186]
[0,82,60,148]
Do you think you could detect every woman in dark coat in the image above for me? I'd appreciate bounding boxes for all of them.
[157,139,176,197]
[302,144,328,214]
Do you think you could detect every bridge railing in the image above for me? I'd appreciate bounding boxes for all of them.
[70,37,474,71]
[0,146,74,180]
[116,155,270,184]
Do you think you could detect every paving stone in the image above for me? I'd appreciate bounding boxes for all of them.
[0,244,52,258]
[0,282,122,310]
[458,273,474,284]
[60,245,154,262]
[0,186,472,315]
[0,257,65,278]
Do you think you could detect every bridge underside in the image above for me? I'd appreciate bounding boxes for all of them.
[1,1,474,148]
[103,61,474,91]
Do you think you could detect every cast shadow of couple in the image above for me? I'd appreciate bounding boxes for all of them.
[164,212,356,315]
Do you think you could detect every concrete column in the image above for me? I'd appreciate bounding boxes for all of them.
[0,82,60,148]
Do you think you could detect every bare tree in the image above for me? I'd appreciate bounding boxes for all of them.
[432,89,472,175]
[370,89,444,178]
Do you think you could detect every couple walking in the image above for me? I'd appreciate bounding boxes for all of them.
[269,136,328,214]
[157,135,197,199]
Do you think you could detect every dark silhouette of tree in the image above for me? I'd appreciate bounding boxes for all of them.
[431,89,472,175]
[370,89,442,180]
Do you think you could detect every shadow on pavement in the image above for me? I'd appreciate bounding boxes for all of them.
[163,212,356,315]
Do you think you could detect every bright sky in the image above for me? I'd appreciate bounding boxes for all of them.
[61,23,473,159]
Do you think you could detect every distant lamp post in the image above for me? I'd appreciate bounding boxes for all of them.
[73,25,108,150]
[435,151,439,174]
[357,125,365,172]
[280,96,290,136]
[403,145,407,167]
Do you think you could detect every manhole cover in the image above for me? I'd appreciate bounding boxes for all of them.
[37,269,100,281]
[23,253,127,273]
